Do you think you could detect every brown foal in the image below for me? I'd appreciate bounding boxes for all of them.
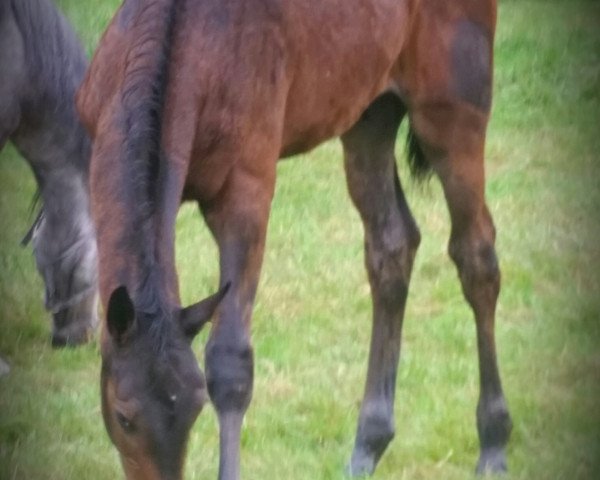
[77,0,511,478]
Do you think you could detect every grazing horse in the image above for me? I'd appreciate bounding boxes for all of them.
[77,0,511,478]
[0,0,98,346]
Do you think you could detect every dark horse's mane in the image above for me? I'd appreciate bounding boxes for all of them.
[10,0,88,161]
[11,0,91,239]
[406,126,431,181]
[118,0,180,343]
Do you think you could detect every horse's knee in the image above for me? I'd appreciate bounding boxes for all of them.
[205,340,254,413]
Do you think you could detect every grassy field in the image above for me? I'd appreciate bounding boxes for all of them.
[1,0,599,479]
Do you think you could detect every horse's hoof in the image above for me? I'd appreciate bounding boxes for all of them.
[476,447,508,475]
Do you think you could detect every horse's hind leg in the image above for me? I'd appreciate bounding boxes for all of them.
[342,93,420,477]
[410,101,512,473]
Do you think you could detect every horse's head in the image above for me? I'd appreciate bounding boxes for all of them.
[100,284,228,479]
[29,209,99,346]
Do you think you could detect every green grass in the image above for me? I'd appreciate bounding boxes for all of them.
[1,0,599,479]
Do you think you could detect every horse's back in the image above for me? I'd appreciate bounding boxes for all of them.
[80,0,497,200]
[279,0,411,154]
[188,0,411,156]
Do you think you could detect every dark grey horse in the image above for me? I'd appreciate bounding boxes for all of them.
[0,0,98,346]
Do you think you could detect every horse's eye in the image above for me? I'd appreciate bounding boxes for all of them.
[116,411,135,433]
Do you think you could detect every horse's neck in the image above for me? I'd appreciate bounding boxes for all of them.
[10,0,90,178]
[96,180,181,312]
[98,239,180,316]
[11,93,93,266]
[12,99,90,172]
[13,101,97,315]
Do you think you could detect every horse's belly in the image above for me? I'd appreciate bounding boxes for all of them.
[280,63,395,158]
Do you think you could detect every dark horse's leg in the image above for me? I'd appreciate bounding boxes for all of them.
[200,163,276,480]
[342,93,421,477]
[411,100,512,473]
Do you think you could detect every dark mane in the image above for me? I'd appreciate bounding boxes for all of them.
[11,0,89,164]
[118,0,179,332]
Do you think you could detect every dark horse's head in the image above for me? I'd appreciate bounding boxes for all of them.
[100,284,228,479]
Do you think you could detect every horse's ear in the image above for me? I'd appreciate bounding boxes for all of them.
[106,286,136,345]
[179,283,230,340]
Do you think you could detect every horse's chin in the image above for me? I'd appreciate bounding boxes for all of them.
[120,453,171,480]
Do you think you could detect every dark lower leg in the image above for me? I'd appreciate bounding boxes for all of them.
[410,94,512,471]
[348,199,420,476]
[349,278,409,476]
[342,95,420,476]
[205,241,259,480]
[201,171,273,480]
[216,411,244,480]
[448,202,512,474]
[475,331,512,473]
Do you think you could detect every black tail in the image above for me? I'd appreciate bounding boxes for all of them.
[406,124,432,181]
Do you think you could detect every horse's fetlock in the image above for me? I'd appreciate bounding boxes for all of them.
[358,403,395,453]
[477,398,512,447]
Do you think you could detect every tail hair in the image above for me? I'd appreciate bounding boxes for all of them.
[406,124,432,181]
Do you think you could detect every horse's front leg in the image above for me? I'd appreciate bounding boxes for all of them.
[200,164,276,480]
